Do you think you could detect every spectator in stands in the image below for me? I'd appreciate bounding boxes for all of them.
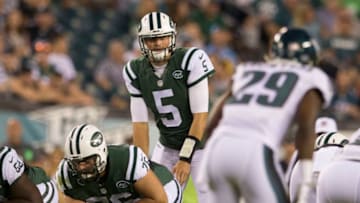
[190,1,225,41]
[4,9,31,58]
[48,33,77,82]
[2,117,46,165]
[7,55,64,104]
[205,27,238,69]
[47,65,95,106]
[321,8,360,64]
[30,39,94,106]
[27,7,63,45]
[177,21,205,48]
[94,39,128,111]
[330,65,360,121]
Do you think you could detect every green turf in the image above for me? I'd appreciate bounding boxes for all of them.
[183,176,198,203]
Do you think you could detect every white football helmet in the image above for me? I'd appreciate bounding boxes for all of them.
[138,12,176,63]
[314,132,349,150]
[64,124,108,181]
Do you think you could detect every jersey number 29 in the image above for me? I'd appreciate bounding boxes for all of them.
[235,71,298,107]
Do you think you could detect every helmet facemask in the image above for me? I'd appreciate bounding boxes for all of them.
[138,12,176,64]
[67,154,104,182]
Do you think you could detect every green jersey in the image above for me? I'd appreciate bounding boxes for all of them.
[0,146,26,201]
[26,165,50,184]
[56,144,174,203]
[123,47,215,149]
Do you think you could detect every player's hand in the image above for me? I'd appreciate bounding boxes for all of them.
[172,160,191,185]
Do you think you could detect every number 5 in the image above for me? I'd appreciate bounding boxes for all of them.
[153,89,182,127]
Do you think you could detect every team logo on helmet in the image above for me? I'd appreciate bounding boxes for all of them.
[90,132,103,147]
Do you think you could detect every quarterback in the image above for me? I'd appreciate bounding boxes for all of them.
[123,11,214,202]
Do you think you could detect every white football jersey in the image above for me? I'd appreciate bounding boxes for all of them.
[0,146,25,185]
[219,60,333,150]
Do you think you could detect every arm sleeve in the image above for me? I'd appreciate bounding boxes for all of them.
[189,78,209,113]
[122,61,142,96]
[55,159,73,192]
[130,97,149,122]
[126,146,150,182]
[182,48,215,87]
[1,147,25,185]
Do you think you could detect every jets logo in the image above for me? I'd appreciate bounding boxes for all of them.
[172,70,183,79]
[90,132,103,147]
[116,180,130,189]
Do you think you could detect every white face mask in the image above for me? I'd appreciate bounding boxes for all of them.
[148,48,171,63]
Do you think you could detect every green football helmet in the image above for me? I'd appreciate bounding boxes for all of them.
[271,27,319,65]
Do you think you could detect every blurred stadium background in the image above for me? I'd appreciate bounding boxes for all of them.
[0,0,359,202]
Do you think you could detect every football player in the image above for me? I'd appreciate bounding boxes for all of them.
[122,11,214,202]
[199,27,333,203]
[56,124,182,203]
[26,165,59,203]
[317,128,360,202]
[288,132,349,202]
[285,116,339,185]
[0,146,42,202]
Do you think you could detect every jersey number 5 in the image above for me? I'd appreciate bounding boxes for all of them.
[153,89,182,127]
[236,71,299,107]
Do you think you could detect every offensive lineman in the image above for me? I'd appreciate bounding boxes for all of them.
[199,27,333,203]
[317,128,360,202]
[123,11,214,202]
[56,124,181,203]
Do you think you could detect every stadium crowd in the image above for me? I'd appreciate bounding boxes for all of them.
[0,0,359,202]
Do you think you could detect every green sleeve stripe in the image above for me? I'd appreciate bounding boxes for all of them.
[125,62,137,80]
[130,146,138,182]
[181,47,198,70]
[0,147,11,182]
[324,132,337,145]
[183,48,199,71]
[188,69,215,88]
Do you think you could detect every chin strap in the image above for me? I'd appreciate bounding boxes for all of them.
[179,135,200,163]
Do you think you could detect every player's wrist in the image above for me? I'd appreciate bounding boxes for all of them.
[179,135,200,163]
[299,159,313,184]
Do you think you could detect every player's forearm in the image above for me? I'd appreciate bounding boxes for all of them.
[133,122,150,155]
[188,112,208,141]
[204,88,231,140]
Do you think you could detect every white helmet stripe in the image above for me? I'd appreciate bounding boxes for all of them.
[74,124,88,155]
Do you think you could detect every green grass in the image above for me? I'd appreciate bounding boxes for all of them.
[183,176,198,203]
